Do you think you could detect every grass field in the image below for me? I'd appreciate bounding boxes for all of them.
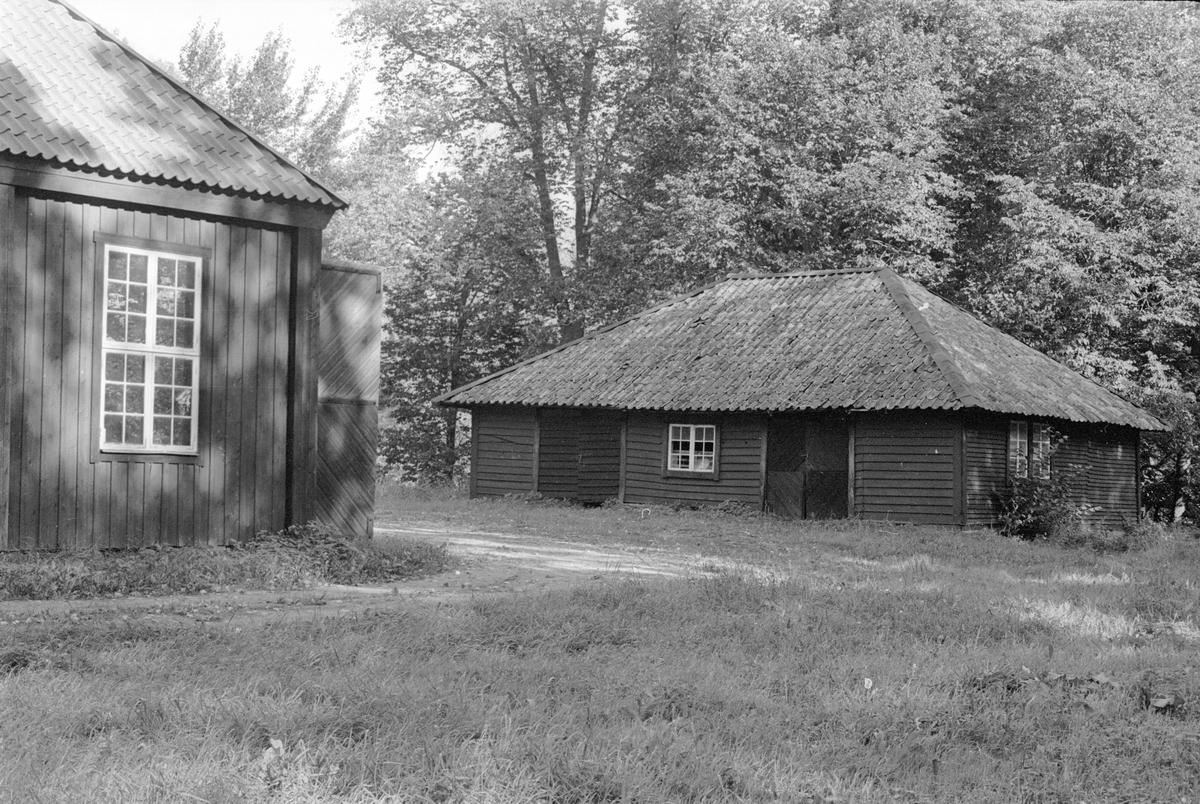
[2,485,1199,803]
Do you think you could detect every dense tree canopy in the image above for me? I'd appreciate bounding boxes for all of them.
[327,0,1200,514]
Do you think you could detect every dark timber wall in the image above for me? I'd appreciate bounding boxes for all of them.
[3,191,293,549]
[1086,428,1138,527]
[537,408,579,498]
[623,412,763,507]
[577,411,622,503]
[471,406,536,497]
[961,415,1139,529]
[964,417,1007,526]
[854,411,960,525]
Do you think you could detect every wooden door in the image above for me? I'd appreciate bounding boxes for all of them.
[313,262,382,538]
[766,415,849,519]
[577,412,622,504]
[538,409,580,499]
[766,417,806,518]
[805,416,849,518]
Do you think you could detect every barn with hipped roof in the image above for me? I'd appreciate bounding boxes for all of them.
[437,268,1165,528]
[0,0,380,548]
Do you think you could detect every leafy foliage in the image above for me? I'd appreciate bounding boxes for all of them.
[998,474,1092,543]
[174,21,357,176]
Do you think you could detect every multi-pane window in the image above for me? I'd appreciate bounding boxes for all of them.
[1008,420,1051,480]
[101,244,200,454]
[668,424,717,473]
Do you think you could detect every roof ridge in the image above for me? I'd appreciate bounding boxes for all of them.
[878,268,981,409]
[727,267,879,280]
[46,0,347,209]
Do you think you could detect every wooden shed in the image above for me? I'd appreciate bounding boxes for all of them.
[0,0,381,548]
[437,268,1166,529]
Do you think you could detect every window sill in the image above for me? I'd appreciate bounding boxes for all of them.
[663,469,720,481]
[93,449,201,466]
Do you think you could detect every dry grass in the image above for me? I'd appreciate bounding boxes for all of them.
[0,523,451,601]
[2,485,1199,802]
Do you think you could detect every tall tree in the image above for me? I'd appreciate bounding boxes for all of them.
[343,0,689,341]
[175,21,358,177]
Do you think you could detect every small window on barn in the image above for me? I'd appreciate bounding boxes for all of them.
[100,243,201,455]
[1008,420,1052,480]
[1031,423,1052,479]
[668,424,717,473]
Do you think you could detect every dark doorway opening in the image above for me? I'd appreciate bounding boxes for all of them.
[766,415,849,519]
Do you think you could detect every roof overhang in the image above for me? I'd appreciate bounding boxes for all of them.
[0,154,339,230]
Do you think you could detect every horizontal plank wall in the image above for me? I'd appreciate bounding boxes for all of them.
[577,410,622,504]
[1051,422,1091,511]
[854,411,959,525]
[537,408,580,499]
[471,406,536,497]
[1087,427,1138,528]
[964,416,1007,526]
[623,412,763,506]
[5,191,292,548]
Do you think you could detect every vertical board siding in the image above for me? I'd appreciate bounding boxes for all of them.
[965,419,1007,526]
[854,412,958,525]
[472,407,537,496]
[3,192,293,549]
[622,412,763,506]
[577,411,622,503]
[0,183,14,548]
[537,409,580,499]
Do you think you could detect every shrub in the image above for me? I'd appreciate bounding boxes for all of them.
[245,522,451,584]
[997,475,1091,542]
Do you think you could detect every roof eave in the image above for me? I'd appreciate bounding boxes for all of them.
[50,0,349,211]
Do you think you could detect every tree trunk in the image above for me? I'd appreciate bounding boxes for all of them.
[571,2,607,317]
[517,25,582,343]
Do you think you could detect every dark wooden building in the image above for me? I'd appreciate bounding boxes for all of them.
[438,268,1165,529]
[0,0,380,548]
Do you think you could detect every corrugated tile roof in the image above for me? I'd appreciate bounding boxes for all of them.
[0,0,345,208]
[438,268,1166,431]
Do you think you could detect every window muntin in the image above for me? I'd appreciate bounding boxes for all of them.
[668,424,716,473]
[101,244,200,454]
[1008,420,1051,480]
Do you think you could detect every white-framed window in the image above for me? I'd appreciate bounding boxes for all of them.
[1008,420,1051,480]
[668,424,717,473]
[100,243,201,454]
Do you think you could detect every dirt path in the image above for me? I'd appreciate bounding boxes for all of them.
[0,523,725,630]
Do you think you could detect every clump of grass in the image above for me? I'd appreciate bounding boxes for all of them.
[242,522,450,585]
[0,523,450,601]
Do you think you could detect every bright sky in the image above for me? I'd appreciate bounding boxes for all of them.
[71,0,380,120]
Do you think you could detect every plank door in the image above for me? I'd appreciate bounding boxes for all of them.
[766,415,849,519]
[766,417,806,518]
[577,412,622,504]
[805,416,849,519]
[313,262,382,538]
